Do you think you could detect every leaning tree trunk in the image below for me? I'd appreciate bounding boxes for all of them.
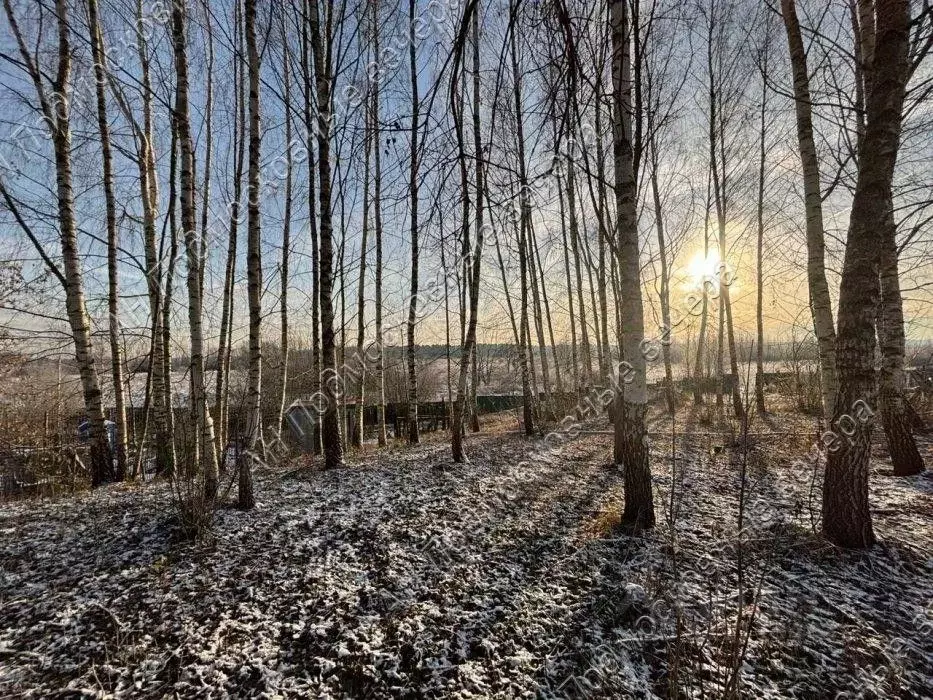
[610,0,654,530]
[782,0,838,419]
[170,0,220,500]
[307,0,344,468]
[88,0,128,481]
[823,0,909,548]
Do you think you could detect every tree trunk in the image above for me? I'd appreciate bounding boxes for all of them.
[452,1,484,462]
[215,1,245,461]
[648,138,675,415]
[162,122,180,480]
[755,43,769,416]
[781,0,838,419]
[134,0,171,476]
[1,0,114,485]
[88,0,128,481]
[278,14,294,437]
[240,0,263,510]
[693,173,712,405]
[557,174,580,395]
[307,0,344,468]
[372,0,387,447]
[610,0,654,530]
[353,74,371,450]
[406,0,421,445]
[170,0,220,499]
[823,0,909,548]
[300,0,322,455]
[198,0,214,302]
[567,161,593,387]
[510,5,536,435]
[878,205,924,475]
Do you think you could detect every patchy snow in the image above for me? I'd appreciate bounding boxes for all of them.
[0,412,931,698]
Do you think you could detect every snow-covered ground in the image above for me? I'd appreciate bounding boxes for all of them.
[1,412,931,698]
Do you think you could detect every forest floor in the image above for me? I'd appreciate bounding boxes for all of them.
[1,401,932,698]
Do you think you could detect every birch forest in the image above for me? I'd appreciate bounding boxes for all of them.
[1,0,932,696]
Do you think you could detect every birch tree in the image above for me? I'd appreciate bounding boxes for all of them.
[610,0,654,529]
[823,0,910,548]
[0,0,113,485]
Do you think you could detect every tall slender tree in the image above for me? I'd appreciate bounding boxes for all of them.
[781,0,838,419]
[610,0,654,529]
[307,0,344,468]
[170,0,220,499]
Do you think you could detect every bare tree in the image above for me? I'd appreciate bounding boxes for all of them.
[823,0,910,548]
[781,0,838,419]
[307,0,344,468]
[610,0,654,529]
[170,0,220,498]
[88,0,128,480]
[0,0,113,485]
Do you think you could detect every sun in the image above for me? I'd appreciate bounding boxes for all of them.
[685,250,722,289]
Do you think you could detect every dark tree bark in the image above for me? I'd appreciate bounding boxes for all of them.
[406,0,422,445]
[307,0,344,468]
[823,0,910,548]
